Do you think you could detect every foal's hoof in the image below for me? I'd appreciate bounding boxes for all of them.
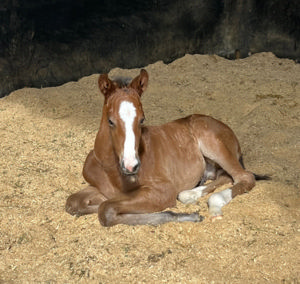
[178,191,198,204]
[176,212,204,223]
[196,214,205,222]
[65,204,79,216]
[178,186,207,204]
[210,215,223,222]
[65,196,81,216]
[178,191,200,204]
[209,206,224,222]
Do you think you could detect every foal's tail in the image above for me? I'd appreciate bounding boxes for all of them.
[253,173,271,181]
[239,156,271,181]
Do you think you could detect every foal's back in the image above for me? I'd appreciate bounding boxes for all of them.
[137,114,241,194]
[138,115,204,193]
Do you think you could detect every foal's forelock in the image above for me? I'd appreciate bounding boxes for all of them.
[118,101,140,174]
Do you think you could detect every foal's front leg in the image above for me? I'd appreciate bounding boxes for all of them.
[98,187,204,226]
[66,186,107,216]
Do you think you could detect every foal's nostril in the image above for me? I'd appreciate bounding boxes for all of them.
[132,163,140,173]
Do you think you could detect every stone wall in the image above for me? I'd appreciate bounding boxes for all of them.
[0,0,299,97]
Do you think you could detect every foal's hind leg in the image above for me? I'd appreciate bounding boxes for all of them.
[198,139,255,220]
[207,157,255,220]
[66,186,107,216]
[178,174,232,204]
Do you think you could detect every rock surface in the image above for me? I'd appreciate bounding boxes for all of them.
[0,0,299,97]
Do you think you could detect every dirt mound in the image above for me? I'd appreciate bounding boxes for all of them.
[0,52,299,283]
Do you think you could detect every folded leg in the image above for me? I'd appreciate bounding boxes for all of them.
[178,174,233,204]
[98,187,204,226]
[66,186,107,216]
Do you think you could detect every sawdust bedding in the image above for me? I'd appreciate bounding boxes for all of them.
[0,52,299,283]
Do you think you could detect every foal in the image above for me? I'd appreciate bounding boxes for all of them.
[66,69,269,226]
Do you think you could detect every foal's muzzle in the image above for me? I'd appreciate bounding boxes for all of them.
[121,158,141,175]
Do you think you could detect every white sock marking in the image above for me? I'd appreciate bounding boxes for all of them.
[119,101,138,170]
[178,186,207,204]
[208,188,232,217]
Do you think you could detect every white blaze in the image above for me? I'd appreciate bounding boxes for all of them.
[119,101,138,171]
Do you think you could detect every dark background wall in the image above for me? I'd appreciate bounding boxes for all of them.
[0,0,299,97]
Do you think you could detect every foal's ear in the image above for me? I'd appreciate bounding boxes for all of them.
[98,74,115,97]
[130,69,149,96]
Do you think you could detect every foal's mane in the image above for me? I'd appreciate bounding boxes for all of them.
[111,76,133,88]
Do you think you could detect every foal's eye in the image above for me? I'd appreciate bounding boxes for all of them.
[140,118,145,125]
[108,119,115,127]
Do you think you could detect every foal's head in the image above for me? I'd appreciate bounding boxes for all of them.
[98,69,149,175]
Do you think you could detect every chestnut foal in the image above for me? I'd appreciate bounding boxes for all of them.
[66,69,269,226]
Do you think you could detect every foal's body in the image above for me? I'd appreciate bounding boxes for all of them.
[66,69,267,226]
